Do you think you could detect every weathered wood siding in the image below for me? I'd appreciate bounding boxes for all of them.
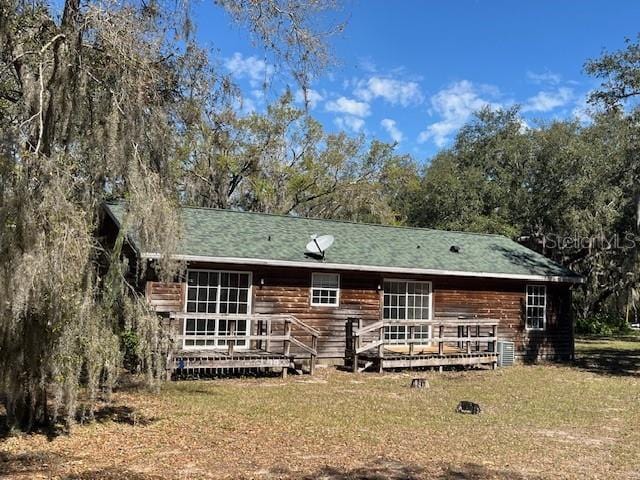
[155,262,574,363]
[251,267,380,361]
[146,281,185,313]
[432,277,573,361]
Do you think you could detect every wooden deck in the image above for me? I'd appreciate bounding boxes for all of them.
[346,317,499,372]
[168,314,319,378]
[171,349,292,378]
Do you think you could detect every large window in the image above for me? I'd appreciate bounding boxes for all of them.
[310,273,340,307]
[184,270,251,348]
[526,285,546,330]
[383,280,432,343]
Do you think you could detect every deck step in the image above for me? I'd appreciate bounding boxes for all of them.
[358,361,374,373]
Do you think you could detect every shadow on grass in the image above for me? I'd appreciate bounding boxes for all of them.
[1,451,164,479]
[0,404,156,443]
[574,346,640,377]
[273,460,535,480]
[0,413,65,441]
[277,459,425,480]
[63,468,165,479]
[93,404,158,427]
[0,451,70,477]
[438,463,539,479]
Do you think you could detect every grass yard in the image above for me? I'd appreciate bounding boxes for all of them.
[1,338,639,480]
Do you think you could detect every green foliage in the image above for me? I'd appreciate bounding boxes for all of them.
[121,330,140,373]
[576,313,632,336]
[181,92,407,223]
[0,0,344,432]
[397,98,640,330]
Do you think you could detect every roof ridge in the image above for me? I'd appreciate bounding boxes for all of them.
[155,202,509,239]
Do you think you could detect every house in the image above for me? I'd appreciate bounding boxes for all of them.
[102,203,582,377]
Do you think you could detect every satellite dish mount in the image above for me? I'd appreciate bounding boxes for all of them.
[305,234,334,260]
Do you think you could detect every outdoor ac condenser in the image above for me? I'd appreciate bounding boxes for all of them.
[497,341,515,367]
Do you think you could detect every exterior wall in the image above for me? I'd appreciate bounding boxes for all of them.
[153,262,574,364]
[252,266,380,362]
[432,277,573,362]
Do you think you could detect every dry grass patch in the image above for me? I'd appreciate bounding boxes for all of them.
[1,338,639,479]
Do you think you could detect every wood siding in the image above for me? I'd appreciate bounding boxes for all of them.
[156,262,574,363]
[252,267,380,361]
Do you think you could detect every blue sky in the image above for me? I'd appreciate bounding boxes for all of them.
[193,0,640,160]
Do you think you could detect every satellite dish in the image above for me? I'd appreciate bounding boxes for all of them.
[305,234,334,258]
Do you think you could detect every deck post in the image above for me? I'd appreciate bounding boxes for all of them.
[378,322,384,373]
[282,318,292,378]
[228,319,236,356]
[353,318,362,373]
[438,325,444,355]
[491,324,497,352]
[265,317,272,353]
[409,324,415,357]
[256,319,262,351]
[476,325,480,351]
[310,334,317,375]
[466,326,471,354]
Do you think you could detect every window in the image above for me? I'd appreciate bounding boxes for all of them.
[310,273,340,306]
[184,270,251,348]
[383,280,432,343]
[526,285,546,330]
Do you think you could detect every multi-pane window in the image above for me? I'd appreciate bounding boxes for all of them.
[310,273,340,306]
[184,270,251,348]
[383,280,432,343]
[526,285,546,330]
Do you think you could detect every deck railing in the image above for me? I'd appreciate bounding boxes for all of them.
[346,317,498,372]
[170,313,320,375]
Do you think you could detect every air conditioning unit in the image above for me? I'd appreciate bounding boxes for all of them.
[497,341,515,367]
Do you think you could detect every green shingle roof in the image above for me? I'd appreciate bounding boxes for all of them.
[105,203,581,282]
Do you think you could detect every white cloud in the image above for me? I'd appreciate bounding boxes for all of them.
[572,92,594,123]
[294,88,324,109]
[335,116,365,132]
[224,52,274,88]
[358,57,377,73]
[380,118,404,143]
[418,80,501,147]
[522,87,573,113]
[526,70,562,85]
[354,76,424,106]
[325,96,371,117]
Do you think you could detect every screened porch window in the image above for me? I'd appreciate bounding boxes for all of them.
[383,280,432,343]
[310,273,340,306]
[184,270,251,348]
[526,285,546,330]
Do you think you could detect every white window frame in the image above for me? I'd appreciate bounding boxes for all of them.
[310,272,340,307]
[382,279,433,344]
[183,269,253,350]
[525,284,547,331]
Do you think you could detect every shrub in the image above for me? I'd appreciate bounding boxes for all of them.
[121,330,140,373]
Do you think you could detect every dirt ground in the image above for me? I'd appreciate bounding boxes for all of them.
[1,337,639,479]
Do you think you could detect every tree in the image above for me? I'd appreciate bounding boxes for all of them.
[401,102,640,329]
[0,0,343,432]
[181,92,405,223]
